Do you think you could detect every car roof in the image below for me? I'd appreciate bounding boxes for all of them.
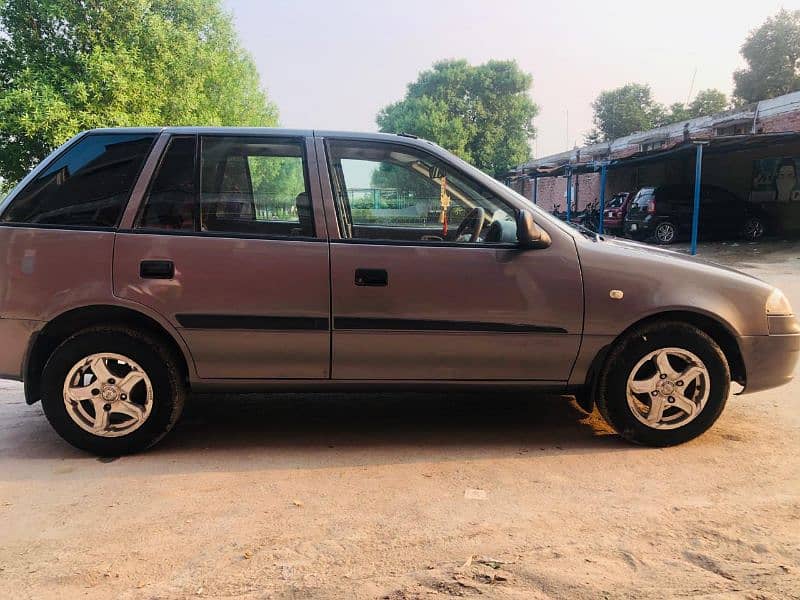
[84,127,434,145]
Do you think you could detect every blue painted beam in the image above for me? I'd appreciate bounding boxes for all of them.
[691,143,705,256]
[598,163,608,234]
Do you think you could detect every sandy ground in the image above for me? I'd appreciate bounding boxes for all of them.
[1,241,799,599]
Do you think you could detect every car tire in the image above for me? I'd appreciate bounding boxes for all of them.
[742,216,765,241]
[653,221,677,245]
[595,321,730,446]
[40,327,186,456]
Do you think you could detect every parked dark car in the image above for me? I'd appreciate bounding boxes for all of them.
[623,184,767,245]
[0,128,797,455]
[602,192,632,234]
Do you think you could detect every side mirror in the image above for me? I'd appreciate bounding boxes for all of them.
[516,209,552,249]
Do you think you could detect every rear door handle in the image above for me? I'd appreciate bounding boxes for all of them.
[354,268,388,287]
[140,260,174,279]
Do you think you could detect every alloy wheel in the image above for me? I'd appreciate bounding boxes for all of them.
[62,353,154,437]
[655,223,675,244]
[626,347,710,430]
[743,218,764,240]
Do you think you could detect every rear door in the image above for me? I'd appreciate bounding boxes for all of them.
[318,136,583,382]
[114,132,331,379]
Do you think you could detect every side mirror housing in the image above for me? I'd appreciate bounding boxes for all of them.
[517,209,551,249]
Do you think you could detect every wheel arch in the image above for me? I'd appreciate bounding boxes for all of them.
[581,309,746,411]
[24,305,192,405]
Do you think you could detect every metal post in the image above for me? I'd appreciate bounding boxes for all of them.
[690,143,705,256]
[598,163,608,235]
[565,167,572,222]
[532,175,538,205]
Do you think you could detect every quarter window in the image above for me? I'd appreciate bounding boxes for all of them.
[327,140,517,244]
[200,137,313,237]
[1,133,156,227]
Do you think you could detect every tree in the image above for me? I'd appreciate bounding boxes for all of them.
[733,9,800,104]
[687,89,729,117]
[664,89,729,124]
[376,59,538,178]
[586,85,729,143]
[0,0,278,183]
[586,83,666,143]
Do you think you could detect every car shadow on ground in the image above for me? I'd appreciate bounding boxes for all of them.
[1,389,640,475]
[152,391,628,458]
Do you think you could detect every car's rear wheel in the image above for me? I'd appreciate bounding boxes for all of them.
[742,216,765,241]
[654,221,677,245]
[41,327,185,456]
[595,321,730,446]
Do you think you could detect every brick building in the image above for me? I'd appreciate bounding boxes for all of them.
[509,91,800,232]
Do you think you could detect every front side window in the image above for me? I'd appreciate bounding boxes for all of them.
[200,136,312,237]
[327,140,517,244]
[1,133,156,227]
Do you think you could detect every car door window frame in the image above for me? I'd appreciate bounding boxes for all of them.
[322,137,521,249]
[121,132,328,242]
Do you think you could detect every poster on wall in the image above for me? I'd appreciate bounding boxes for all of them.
[751,157,800,203]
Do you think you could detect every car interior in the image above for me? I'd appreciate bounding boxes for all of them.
[198,138,313,237]
[326,141,519,244]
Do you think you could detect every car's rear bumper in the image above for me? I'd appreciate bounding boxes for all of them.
[623,220,653,238]
[0,318,40,381]
[738,332,800,394]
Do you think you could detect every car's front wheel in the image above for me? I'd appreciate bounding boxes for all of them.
[596,322,730,446]
[41,327,186,456]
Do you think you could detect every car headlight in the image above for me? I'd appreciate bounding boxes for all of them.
[766,287,793,316]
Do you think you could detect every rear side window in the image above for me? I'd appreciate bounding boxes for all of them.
[199,136,313,237]
[631,189,654,210]
[1,133,156,227]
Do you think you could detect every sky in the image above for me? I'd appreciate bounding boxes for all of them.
[224,0,795,159]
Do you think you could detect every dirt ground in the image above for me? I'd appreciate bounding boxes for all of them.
[1,241,799,599]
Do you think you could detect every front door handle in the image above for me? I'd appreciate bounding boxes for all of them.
[355,268,388,287]
[140,260,174,279]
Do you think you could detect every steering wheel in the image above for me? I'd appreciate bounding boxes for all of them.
[453,207,486,242]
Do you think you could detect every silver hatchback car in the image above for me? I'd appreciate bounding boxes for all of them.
[0,127,797,455]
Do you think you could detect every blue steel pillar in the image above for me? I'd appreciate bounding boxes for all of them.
[565,167,572,222]
[532,175,538,205]
[690,143,706,256]
[598,162,608,234]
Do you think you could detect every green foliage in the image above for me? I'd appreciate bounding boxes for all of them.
[663,89,729,126]
[248,156,305,216]
[0,0,278,183]
[733,9,800,104]
[370,161,439,199]
[687,89,729,117]
[376,59,538,178]
[0,177,11,199]
[586,83,666,142]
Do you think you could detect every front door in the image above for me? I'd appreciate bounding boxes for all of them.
[320,137,583,382]
[114,133,331,379]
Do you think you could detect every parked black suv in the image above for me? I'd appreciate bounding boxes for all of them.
[623,184,766,245]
